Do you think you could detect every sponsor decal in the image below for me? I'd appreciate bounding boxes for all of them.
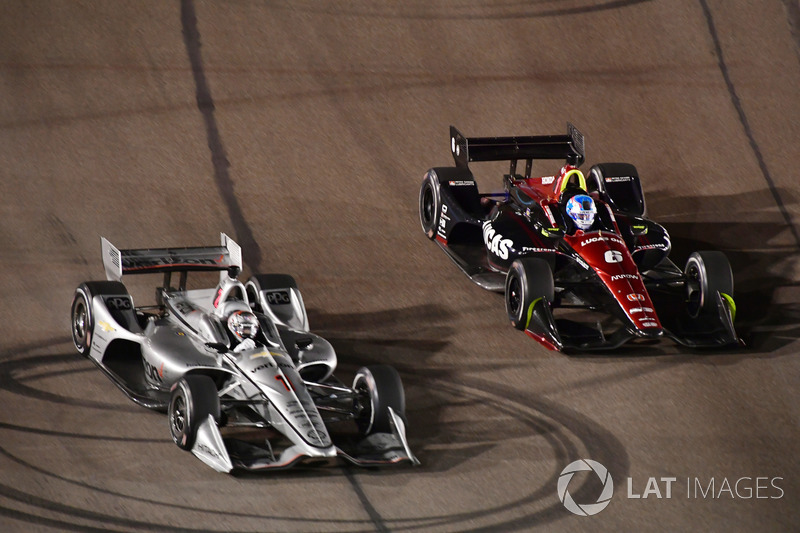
[636,243,667,251]
[605,176,633,183]
[482,222,514,260]
[627,293,645,302]
[144,360,164,382]
[558,459,614,516]
[251,362,276,372]
[611,273,639,281]
[213,288,223,308]
[448,180,474,186]
[543,205,556,225]
[640,321,659,328]
[542,176,555,185]
[521,246,554,253]
[580,234,625,247]
[308,429,328,441]
[266,290,291,305]
[97,321,115,333]
[105,296,132,311]
[197,443,223,460]
[437,204,449,238]
[126,256,220,268]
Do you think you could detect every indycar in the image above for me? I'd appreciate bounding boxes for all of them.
[70,234,417,472]
[419,125,739,351]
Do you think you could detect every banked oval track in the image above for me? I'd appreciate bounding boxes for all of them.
[0,1,798,531]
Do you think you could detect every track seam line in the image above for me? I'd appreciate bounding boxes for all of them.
[699,0,800,249]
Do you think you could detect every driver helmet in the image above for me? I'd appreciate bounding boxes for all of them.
[566,194,597,231]
[227,310,259,341]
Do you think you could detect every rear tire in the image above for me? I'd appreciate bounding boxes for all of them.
[505,259,555,330]
[684,251,734,318]
[70,281,129,356]
[419,172,442,239]
[353,365,405,435]
[168,375,220,451]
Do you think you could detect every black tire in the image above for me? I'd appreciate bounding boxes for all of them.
[353,365,405,435]
[168,375,220,451]
[505,259,555,331]
[419,172,441,240]
[70,281,129,356]
[246,274,298,312]
[684,251,734,318]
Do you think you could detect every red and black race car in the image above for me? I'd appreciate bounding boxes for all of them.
[419,124,739,351]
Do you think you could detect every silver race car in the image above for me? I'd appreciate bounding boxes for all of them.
[70,234,417,472]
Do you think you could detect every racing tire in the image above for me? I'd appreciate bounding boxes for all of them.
[70,281,129,356]
[168,375,220,451]
[505,259,555,331]
[419,172,442,240]
[353,365,405,435]
[684,251,734,318]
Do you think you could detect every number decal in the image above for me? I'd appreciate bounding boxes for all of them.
[604,250,623,263]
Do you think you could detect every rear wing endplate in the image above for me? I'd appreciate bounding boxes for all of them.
[450,123,585,174]
[101,233,242,282]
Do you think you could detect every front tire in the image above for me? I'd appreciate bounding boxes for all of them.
[168,375,220,451]
[684,251,734,318]
[71,288,93,356]
[505,259,555,330]
[353,365,405,435]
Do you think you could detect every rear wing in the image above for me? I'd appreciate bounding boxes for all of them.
[450,123,585,176]
[101,233,242,282]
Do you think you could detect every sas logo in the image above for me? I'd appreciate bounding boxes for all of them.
[482,222,514,260]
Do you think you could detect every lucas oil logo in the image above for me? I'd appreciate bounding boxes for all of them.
[482,222,514,260]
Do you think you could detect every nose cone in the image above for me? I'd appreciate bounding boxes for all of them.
[569,231,663,334]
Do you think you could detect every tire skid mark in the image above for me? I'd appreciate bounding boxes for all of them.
[180,0,263,271]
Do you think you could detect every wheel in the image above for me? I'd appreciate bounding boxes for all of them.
[684,251,734,318]
[71,288,92,356]
[505,259,555,331]
[168,375,220,450]
[419,172,441,239]
[70,281,129,356]
[353,365,405,435]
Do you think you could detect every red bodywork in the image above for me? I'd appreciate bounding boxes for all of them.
[514,167,662,335]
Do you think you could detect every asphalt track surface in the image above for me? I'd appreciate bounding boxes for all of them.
[1,1,799,531]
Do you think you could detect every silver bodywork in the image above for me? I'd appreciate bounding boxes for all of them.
[75,234,417,472]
